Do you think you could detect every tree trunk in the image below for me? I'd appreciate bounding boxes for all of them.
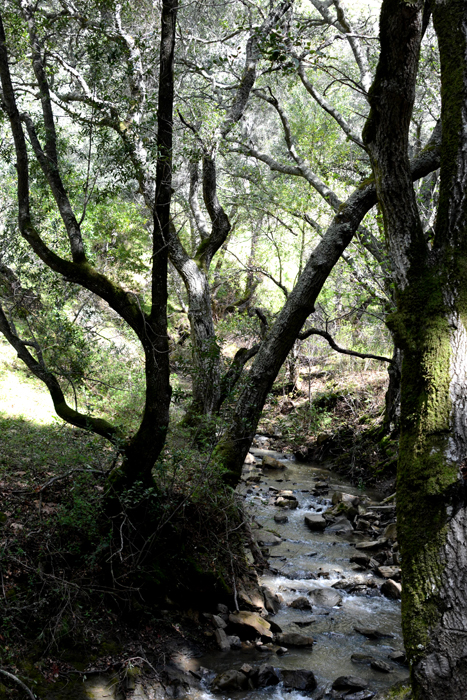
[363,1,467,697]
[214,131,441,485]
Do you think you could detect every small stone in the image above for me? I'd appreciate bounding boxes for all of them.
[244,452,257,464]
[274,514,288,524]
[376,566,401,580]
[288,596,312,610]
[262,455,286,470]
[388,651,407,665]
[381,579,402,600]
[355,538,388,551]
[383,522,397,540]
[332,675,369,691]
[258,534,282,547]
[262,586,282,614]
[325,516,354,533]
[370,659,392,673]
[212,614,227,629]
[227,635,242,649]
[214,628,230,651]
[228,611,273,640]
[304,513,327,531]
[240,664,254,676]
[213,670,248,690]
[281,669,317,692]
[354,626,394,639]
[275,632,314,647]
[256,664,281,687]
[351,653,374,664]
[293,617,317,627]
[308,588,342,607]
[350,553,371,568]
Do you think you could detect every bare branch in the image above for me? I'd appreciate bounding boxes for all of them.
[299,326,391,362]
[297,60,366,149]
[0,301,122,442]
[0,670,36,700]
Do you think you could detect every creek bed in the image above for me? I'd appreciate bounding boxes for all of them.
[196,450,408,699]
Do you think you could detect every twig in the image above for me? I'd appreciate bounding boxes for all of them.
[0,669,36,699]
[381,492,396,504]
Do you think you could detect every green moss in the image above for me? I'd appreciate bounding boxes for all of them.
[394,268,459,670]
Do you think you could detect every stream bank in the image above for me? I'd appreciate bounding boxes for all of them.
[0,447,409,700]
[188,447,408,700]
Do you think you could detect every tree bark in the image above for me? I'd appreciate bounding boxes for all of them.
[215,130,441,485]
[364,1,467,697]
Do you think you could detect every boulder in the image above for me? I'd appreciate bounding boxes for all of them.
[344,692,376,700]
[228,611,273,640]
[308,587,342,607]
[213,670,248,691]
[244,452,257,464]
[288,596,312,610]
[332,676,369,691]
[304,513,327,531]
[275,632,314,647]
[256,664,281,687]
[262,455,286,470]
[381,579,402,600]
[281,669,317,692]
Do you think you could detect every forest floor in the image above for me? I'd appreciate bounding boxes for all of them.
[0,337,400,698]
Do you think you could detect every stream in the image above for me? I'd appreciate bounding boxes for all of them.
[195,448,409,700]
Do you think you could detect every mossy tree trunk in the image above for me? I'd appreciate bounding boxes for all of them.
[364,1,467,696]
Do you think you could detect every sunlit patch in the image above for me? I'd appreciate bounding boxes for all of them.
[0,340,56,425]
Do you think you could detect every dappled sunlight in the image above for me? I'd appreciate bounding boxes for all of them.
[0,338,57,425]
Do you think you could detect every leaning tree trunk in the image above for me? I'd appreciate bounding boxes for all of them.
[213,124,441,486]
[363,1,467,697]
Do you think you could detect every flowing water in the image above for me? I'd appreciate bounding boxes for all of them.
[195,449,409,699]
